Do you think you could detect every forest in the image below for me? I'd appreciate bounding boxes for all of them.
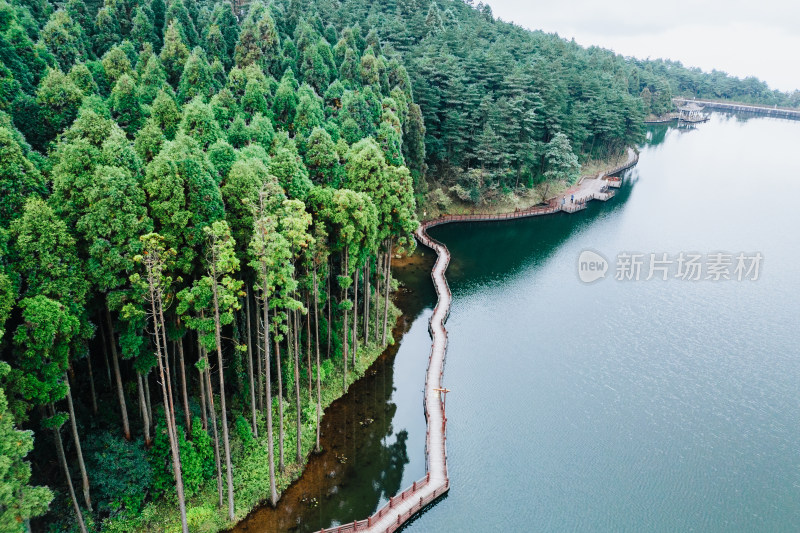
[0,0,795,531]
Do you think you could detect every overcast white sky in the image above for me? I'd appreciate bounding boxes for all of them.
[483,0,800,92]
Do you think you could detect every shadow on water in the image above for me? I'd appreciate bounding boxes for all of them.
[230,249,437,533]
[430,169,638,291]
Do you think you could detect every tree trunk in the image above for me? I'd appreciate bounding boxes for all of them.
[306,293,312,397]
[176,327,191,435]
[363,261,369,344]
[245,290,258,438]
[255,290,264,413]
[202,344,223,508]
[144,372,153,433]
[51,406,88,533]
[147,280,188,533]
[198,352,207,431]
[352,262,359,367]
[137,373,152,446]
[313,268,322,453]
[64,376,92,512]
[326,263,331,358]
[342,249,349,393]
[261,282,277,506]
[276,337,284,472]
[374,252,382,345]
[210,267,236,521]
[161,330,178,444]
[293,308,302,463]
[382,240,393,346]
[86,354,98,415]
[105,304,130,440]
[100,325,113,388]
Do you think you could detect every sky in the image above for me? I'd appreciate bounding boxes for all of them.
[483,0,800,92]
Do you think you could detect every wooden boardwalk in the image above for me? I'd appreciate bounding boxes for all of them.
[315,148,640,533]
[673,98,800,120]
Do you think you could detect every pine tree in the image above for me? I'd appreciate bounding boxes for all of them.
[36,68,83,140]
[234,1,280,74]
[129,234,189,533]
[160,21,190,87]
[40,10,86,72]
[12,296,86,532]
[0,363,53,532]
[0,127,46,227]
[177,222,243,520]
[109,74,145,135]
[178,47,214,103]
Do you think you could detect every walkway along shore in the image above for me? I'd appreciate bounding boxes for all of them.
[315,148,639,533]
[673,98,800,120]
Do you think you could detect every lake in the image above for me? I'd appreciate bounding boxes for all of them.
[235,112,800,532]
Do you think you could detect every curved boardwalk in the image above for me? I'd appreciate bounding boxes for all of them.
[316,149,639,533]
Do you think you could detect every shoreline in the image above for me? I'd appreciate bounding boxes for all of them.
[421,149,638,220]
[312,146,641,532]
[226,148,640,533]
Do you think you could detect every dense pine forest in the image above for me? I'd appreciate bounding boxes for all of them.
[0,0,795,531]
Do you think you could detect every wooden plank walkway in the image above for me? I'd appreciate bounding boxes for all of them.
[673,98,800,120]
[315,148,640,533]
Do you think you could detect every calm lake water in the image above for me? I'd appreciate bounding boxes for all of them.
[236,113,800,532]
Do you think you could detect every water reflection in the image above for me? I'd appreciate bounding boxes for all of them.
[231,251,435,532]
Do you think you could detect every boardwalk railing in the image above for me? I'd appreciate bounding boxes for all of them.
[673,98,800,120]
[315,149,640,533]
[602,149,639,178]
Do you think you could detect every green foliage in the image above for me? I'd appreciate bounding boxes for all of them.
[0,127,45,227]
[234,415,254,451]
[544,132,580,184]
[144,133,224,273]
[36,68,83,141]
[177,221,243,353]
[40,9,86,72]
[189,417,214,480]
[226,114,249,148]
[102,46,133,85]
[10,198,87,305]
[130,5,157,50]
[76,165,153,292]
[249,112,274,149]
[0,362,53,530]
[235,1,280,73]
[179,96,222,149]
[207,138,237,182]
[304,126,341,186]
[149,88,181,140]
[11,295,78,413]
[272,68,299,129]
[268,135,312,200]
[138,53,167,105]
[160,21,189,87]
[1,1,790,529]
[178,47,214,103]
[134,119,165,162]
[68,62,98,95]
[221,157,277,257]
[109,74,144,135]
[86,434,152,517]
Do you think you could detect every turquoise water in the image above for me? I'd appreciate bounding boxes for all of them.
[408,114,800,531]
[236,113,800,531]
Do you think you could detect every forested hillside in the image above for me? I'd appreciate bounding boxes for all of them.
[0,0,794,531]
